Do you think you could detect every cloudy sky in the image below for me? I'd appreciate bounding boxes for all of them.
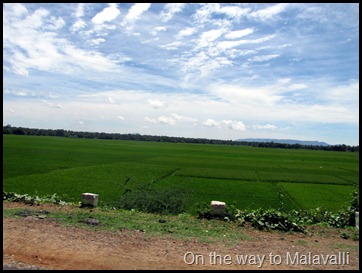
[3,3,359,145]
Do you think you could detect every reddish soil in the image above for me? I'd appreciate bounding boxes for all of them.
[3,202,359,270]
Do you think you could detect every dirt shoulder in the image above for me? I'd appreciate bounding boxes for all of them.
[3,202,359,270]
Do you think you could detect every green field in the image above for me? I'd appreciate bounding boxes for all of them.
[3,134,359,213]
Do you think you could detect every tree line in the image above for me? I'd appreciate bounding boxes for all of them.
[3,125,359,152]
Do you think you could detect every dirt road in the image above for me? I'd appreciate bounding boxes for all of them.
[3,202,359,270]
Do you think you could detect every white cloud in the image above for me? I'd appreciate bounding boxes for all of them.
[74,3,85,18]
[71,19,86,32]
[5,90,30,97]
[145,116,176,125]
[181,52,233,78]
[209,83,282,106]
[5,3,28,17]
[197,28,226,48]
[224,28,254,39]
[250,3,290,21]
[222,120,246,131]
[4,4,121,76]
[161,3,186,22]
[92,3,120,24]
[107,97,114,104]
[203,119,246,131]
[203,118,219,127]
[117,116,125,120]
[278,78,292,85]
[217,4,250,19]
[216,35,275,51]
[45,16,66,30]
[151,26,167,36]
[225,49,256,59]
[158,115,176,125]
[148,99,166,109]
[3,3,358,145]
[193,4,250,24]
[323,81,359,106]
[42,99,63,109]
[288,83,308,91]
[252,124,277,130]
[89,38,106,46]
[160,41,183,50]
[122,3,151,26]
[170,113,198,124]
[248,54,279,63]
[176,27,197,39]
[61,44,119,72]
[48,93,59,99]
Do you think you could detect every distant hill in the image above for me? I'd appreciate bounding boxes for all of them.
[235,138,330,146]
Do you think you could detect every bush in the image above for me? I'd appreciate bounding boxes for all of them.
[196,187,359,233]
[3,191,70,205]
[114,178,193,215]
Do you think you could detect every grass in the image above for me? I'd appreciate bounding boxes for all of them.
[3,134,359,213]
[2,204,251,245]
[278,183,356,211]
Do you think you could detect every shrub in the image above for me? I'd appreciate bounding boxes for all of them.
[114,178,193,215]
[3,191,70,205]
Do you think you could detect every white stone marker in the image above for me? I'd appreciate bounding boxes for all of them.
[210,200,226,216]
[356,212,359,229]
[81,193,99,207]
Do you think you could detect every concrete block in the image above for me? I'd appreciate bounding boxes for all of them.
[210,200,226,216]
[81,193,99,207]
[356,212,359,229]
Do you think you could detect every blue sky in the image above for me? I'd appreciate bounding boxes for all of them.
[3,3,359,145]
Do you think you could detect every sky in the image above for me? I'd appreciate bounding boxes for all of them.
[3,3,359,146]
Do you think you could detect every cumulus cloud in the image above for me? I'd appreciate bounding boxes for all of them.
[222,120,246,131]
[203,119,219,127]
[145,116,176,125]
[170,113,198,124]
[145,113,197,127]
[203,119,246,131]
